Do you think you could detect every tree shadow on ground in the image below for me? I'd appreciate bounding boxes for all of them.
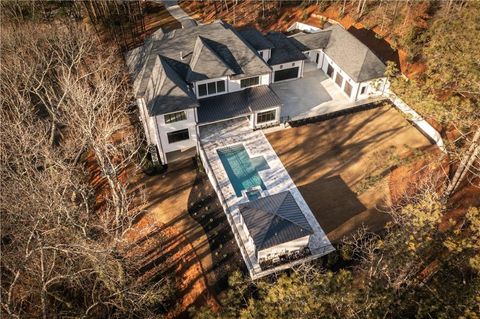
[187,171,247,295]
[299,175,366,234]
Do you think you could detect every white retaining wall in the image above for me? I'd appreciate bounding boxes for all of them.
[387,90,446,152]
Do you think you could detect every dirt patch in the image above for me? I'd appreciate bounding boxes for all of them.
[388,146,448,206]
[119,213,217,319]
[266,106,433,242]
[123,159,245,317]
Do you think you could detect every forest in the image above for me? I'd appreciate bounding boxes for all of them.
[1,1,478,318]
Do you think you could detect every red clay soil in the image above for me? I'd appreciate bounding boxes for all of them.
[179,0,428,78]
[119,213,218,319]
[388,145,449,207]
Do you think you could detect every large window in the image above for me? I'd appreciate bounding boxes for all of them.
[327,64,334,78]
[256,109,276,124]
[167,129,189,144]
[198,80,226,97]
[164,111,186,124]
[240,76,260,88]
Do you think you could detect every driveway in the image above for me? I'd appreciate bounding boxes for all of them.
[159,0,199,28]
[271,66,357,121]
[266,106,433,242]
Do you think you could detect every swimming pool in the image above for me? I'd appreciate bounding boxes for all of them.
[217,145,270,197]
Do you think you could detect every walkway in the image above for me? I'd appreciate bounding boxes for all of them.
[158,0,199,28]
[199,118,334,279]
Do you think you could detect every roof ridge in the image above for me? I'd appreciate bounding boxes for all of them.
[191,36,234,74]
[272,192,309,228]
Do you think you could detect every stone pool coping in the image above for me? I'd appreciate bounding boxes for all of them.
[199,117,334,279]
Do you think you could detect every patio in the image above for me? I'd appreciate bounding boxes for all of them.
[271,63,381,121]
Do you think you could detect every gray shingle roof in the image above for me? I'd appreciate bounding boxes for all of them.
[145,56,198,116]
[197,85,281,124]
[288,30,332,51]
[238,27,274,50]
[239,191,313,251]
[186,36,236,82]
[125,21,272,115]
[265,32,307,65]
[323,25,385,82]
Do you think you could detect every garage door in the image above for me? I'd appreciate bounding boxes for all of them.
[274,67,299,82]
[344,81,352,97]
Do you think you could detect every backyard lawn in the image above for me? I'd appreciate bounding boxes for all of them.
[266,105,433,243]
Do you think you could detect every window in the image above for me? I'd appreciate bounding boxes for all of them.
[360,86,367,95]
[259,51,264,58]
[198,84,207,97]
[207,82,216,94]
[167,129,189,144]
[327,64,334,78]
[240,76,260,88]
[335,72,344,87]
[197,80,226,97]
[217,80,225,93]
[164,111,186,124]
[257,109,276,124]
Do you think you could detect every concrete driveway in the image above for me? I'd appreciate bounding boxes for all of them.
[159,0,199,28]
[271,67,353,121]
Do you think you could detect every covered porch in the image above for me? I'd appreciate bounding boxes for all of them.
[197,85,282,129]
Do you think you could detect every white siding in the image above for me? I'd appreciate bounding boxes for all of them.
[321,53,358,100]
[321,52,387,101]
[258,49,271,63]
[155,108,198,162]
[257,235,310,260]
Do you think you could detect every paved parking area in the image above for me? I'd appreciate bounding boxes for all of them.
[272,66,353,121]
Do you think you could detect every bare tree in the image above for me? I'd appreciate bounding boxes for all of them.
[1,20,172,318]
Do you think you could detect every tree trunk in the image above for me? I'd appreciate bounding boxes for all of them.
[444,127,480,198]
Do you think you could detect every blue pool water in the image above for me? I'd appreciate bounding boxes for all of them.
[217,145,270,197]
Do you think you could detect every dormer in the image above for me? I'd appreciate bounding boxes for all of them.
[238,28,274,64]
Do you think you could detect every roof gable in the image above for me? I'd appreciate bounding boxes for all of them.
[145,56,198,115]
[187,36,236,82]
[265,32,307,65]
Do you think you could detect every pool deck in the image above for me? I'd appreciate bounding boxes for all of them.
[199,118,334,279]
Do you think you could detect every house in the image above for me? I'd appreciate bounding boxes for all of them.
[237,191,314,262]
[289,24,387,101]
[125,20,386,166]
